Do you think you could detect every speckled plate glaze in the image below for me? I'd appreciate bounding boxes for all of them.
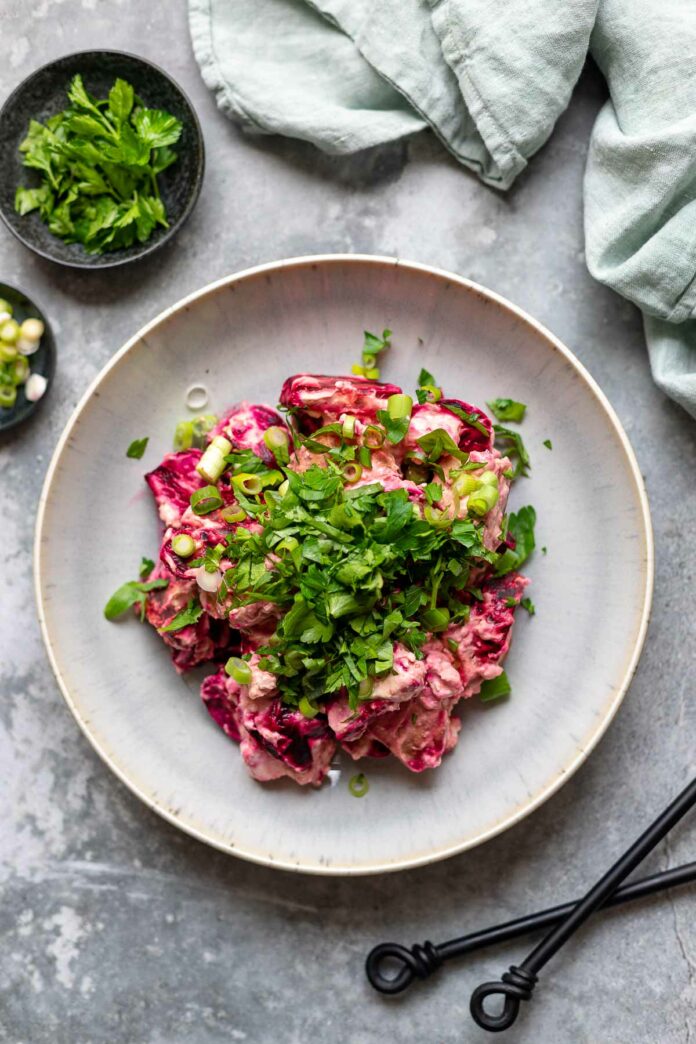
[35,256,653,875]
[0,50,204,268]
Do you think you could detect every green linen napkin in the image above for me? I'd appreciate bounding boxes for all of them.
[190,0,696,419]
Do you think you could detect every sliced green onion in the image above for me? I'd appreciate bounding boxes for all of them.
[453,473,481,497]
[190,485,223,515]
[0,299,13,317]
[263,425,290,464]
[221,505,247,524]
[467,475,499,516]
[171,533,196,558]
[20,318,44,341]
[364,368,380,379]
[362,353,377,368]
[387,393,413,420]
[0,385,17,408]
[298,696,319,718]
[358,445,373,469]
[232,473,263,495]
[478,470,499,488]
[225,656,252,685]
[196,435,232,483]
[351,364,365,376]
[348,773,369,798]
[11,357,29,385]
[358,677,374,699]
[174,420,194,450]
[419,384,442,402]
[0,345,18,362]
[422,606,451,632]
[341,415,357,439]
[342,462,363,484]
[277,478,290,497]
[363,424,385,448]
[424,496,460,527]
[0,319,19,345]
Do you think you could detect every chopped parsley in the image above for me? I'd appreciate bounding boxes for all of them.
[487,398,527,423]
[494,506,536,576]
[103,578,168,620]
[416,367,443,404]
[126,437,149,459]
[543,439,553,450]
[159,598,204,633]
[479,670,511,702]
[520,597,535,615]
[219,462,499,709]
[492,424,530,478]
[139,556,155,579]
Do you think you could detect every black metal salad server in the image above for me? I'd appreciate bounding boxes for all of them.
[366,774,696,1033]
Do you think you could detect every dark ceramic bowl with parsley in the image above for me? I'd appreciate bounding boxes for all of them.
[0,50,204,269]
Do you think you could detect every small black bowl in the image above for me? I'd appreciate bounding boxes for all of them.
[0,50,204,269]
[0,282,56,433]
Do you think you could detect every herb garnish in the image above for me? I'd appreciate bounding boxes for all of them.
[103,578,168,620]
[487,398,527,423]
[493,424,530,478]
[543,439,553,450]
[139,557,155,579]
[15,75,182,254]
[219,463,498,709]
[159,598,204,633]
[126,437,149,459]
[479,671,511,702]
[352,328,392,379]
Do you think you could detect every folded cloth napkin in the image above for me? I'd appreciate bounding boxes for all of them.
[190,0,696,418]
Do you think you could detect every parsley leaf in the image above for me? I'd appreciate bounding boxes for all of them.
[543,438,553,450]
[139,557,155,579]
[376,409,410,445]
[159,599,204,633]
[363,329,392,356]
[520,597,536,615]
[493,424,530,478]
[126,437,149,459]
[14,74,181,255]
[494,506,536,576]
[487,398,527,423]
[103,578,168,620]
[479,670,511,702]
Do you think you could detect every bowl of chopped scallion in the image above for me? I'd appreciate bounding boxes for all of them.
[0,50,204,268]
[0,281,55,433]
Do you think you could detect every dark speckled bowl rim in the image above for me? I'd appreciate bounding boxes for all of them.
[0,49,205,270]
[0,280,56,433]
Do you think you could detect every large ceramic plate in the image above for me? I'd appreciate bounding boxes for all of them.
[35,256,653,875]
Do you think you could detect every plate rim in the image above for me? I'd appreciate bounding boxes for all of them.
[34,253,654,875]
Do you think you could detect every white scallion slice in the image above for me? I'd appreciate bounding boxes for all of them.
[186,384,209,410]
[25,373,47,402]
[196,435,232,483]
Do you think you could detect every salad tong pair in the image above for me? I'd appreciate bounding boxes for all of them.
[367,774,696,1032]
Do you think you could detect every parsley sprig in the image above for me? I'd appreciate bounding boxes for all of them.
[15,74,182,254]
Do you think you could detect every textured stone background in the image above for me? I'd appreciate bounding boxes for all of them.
[1,3,695,1043]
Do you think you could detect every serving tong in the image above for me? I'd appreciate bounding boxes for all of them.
[366,774,696,1032]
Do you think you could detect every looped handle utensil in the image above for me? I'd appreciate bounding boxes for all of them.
[470,966,537,1032]
[366,941,442,994]
[469,774,696,1032]
[365,860,696,996]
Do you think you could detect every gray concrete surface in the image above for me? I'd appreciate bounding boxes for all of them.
[1,3,695,1043]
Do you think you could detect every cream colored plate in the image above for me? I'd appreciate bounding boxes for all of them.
[35,256,653,875]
